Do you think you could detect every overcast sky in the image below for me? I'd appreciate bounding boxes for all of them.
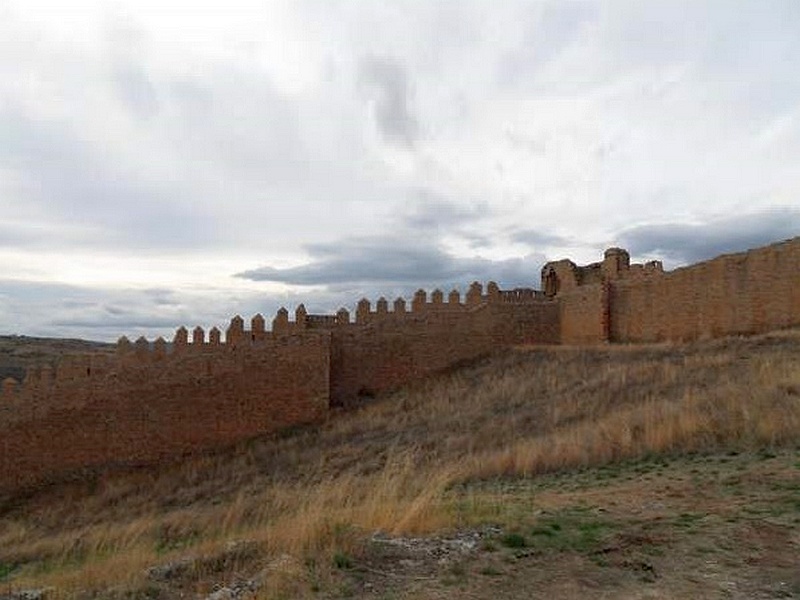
[1,0,799,341]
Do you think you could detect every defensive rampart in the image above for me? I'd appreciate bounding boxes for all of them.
[606,238,800,342]
[0,333,330,491]
[1,236,798,493]
[538,237,800,343]
[325,285,559,404]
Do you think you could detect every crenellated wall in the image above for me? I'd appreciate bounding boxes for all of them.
[540,237,800,344]
[307,282,559,405]
[0,277,557,492]
[1,236,799,493]
[0,332,330,491]
[607,237,800,342]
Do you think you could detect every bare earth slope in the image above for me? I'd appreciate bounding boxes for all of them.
[1,331,799,598]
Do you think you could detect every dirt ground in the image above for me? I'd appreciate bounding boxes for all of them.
[321,449,800,600]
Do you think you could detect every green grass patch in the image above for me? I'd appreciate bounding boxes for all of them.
[332,552,354,570]
[493,508,620,555]
[500,532,527,548]
[0,561,16,581]
[674,512,706,529]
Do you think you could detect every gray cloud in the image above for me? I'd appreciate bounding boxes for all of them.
[164,68,308,185]
[0,220,114,251]
[512,228,574,249]
[236,235,543,290]
[0,105,219,251]
[0,223,48,249]
[359,56,419,147]
[235,187,519,291]
[617,208,800,265]
[497,1,599,86]
[401,190,491,231]
[0,280,191,339]
[112,63,160,119]
[105,12,159,119]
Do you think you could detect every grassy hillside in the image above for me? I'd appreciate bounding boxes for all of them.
[1,331,799,598]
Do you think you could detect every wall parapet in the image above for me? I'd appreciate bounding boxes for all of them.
[4,236,799,494]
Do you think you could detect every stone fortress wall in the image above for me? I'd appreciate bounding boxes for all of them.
[1,237,799,492]
[0,332,331,491]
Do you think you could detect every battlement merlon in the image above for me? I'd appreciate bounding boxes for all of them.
[542,247,665,296]
[602,247,630,278]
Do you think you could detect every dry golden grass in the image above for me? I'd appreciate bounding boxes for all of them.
[0,451,455,595]
[1,329,800,597]
[464,385,800,479]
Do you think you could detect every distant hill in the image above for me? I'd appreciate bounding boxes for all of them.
[0,335,113,382]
